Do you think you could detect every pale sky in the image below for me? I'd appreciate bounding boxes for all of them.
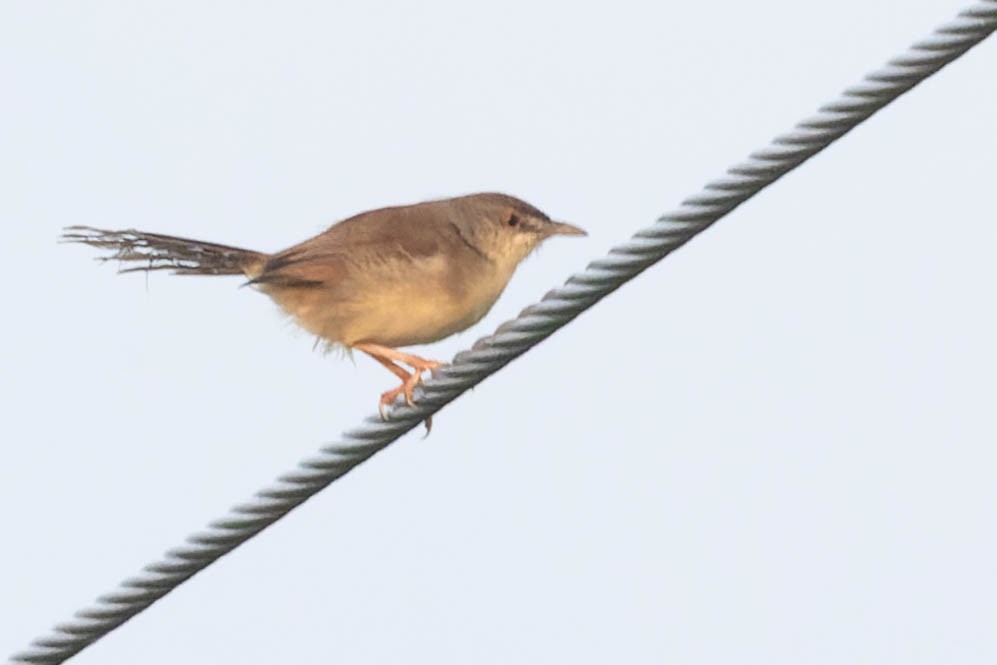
[2,1,996,663]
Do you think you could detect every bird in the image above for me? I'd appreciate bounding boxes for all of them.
[62,192,586,423]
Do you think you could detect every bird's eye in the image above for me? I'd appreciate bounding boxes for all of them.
[508,214,519,227]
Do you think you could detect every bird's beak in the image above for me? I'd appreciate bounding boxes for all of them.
[545,220,587,237]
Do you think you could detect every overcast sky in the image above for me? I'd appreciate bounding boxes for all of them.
[2,1,996,663]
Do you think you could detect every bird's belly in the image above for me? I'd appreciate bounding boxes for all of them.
[277,254,507,349]
[344,283,493,347]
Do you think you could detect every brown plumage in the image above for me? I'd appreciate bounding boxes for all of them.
[63,192,585,421]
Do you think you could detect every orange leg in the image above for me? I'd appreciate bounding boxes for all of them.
[353,342,444,423]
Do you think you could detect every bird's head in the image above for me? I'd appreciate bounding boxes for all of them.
[453,193,586,268]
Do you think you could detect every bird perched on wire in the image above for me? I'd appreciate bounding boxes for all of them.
[63,193,585,426]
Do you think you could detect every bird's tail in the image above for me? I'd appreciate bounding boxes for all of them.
[61,226,267,278]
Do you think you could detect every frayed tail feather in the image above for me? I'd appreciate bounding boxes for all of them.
[61,226,267,277]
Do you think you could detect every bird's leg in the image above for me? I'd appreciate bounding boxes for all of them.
[363,353,414,419]
[353,342,444,420]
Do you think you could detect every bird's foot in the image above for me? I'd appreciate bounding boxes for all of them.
[377,387,434,434]
[378,368,424,411]
[376,363,437,433]
[354,342,444,431]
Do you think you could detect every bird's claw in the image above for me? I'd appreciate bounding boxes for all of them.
[376,383,433,434]
[365,349,442,434]
[376,370,425,419]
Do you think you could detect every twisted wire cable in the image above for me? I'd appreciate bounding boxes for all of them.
[10,2,996,663]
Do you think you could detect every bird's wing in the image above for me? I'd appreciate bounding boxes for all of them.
[252,203,456,289]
